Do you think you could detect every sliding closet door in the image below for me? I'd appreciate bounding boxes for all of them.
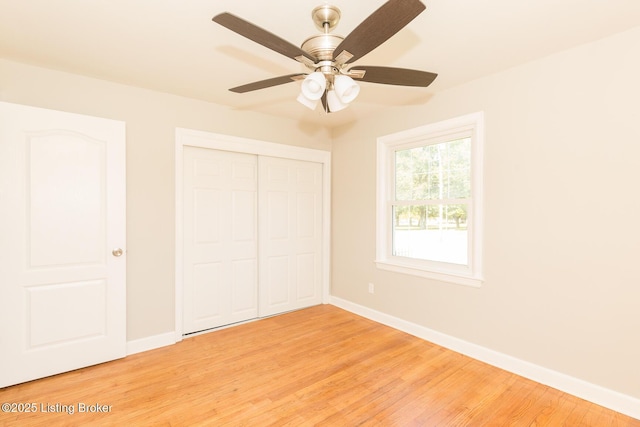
[183,147,258,333]
[259,156,323,317]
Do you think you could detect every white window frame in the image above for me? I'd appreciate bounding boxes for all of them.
[376,112,484,287]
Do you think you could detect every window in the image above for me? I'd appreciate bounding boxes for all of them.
[376,112,484,287]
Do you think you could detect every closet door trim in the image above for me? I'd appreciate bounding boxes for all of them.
[174,128,331,341]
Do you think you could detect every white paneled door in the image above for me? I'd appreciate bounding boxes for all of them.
[181,144,324,334]
[0,102,126,388]
[183,147,258,333]
[259,156,323,317]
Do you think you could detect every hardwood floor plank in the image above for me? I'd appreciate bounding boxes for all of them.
[502,386,556,426]
[429,364,516,426]
[536,392,578,426]
[468,374,541,425]
[1,305,638,426]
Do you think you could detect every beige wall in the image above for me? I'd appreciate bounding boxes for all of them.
[331,26,640,398]
[0,59,331,341]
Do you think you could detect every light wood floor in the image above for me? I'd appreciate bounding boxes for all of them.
[1,305,638,426]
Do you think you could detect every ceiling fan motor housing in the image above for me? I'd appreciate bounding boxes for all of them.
[301,34,343,62]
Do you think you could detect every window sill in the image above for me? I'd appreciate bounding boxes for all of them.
[375,260,483,288]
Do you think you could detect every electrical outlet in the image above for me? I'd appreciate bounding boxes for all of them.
[368,283,374,294]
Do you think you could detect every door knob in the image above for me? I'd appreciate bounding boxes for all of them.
[112,248,124,257]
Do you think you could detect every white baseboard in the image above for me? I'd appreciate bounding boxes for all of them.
[330,296,640,421]
[127,332,176,356]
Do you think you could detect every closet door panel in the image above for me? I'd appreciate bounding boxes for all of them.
[259,157,323,316]
[183,147,258,333]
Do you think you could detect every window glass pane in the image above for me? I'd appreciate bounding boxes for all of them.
[395,138,471,201]
[445,138,471,199]
[392,204,468,265]
[395,146,428,201]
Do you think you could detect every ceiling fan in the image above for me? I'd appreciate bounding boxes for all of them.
[212,0,437,113]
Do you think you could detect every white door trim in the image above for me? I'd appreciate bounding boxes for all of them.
[174,128,331,342]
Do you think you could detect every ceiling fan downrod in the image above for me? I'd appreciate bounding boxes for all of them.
[301,5,344,63]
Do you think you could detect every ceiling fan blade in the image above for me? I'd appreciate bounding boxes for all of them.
[350,66,437,87]
[213,13,316,63]
[230,73,307,93]
[333,0,426,64]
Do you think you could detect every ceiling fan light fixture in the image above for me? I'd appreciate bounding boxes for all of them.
[297,92,319,110]
[214,0,436,115]
[301,72,327,101]
[326,90,348,112]
[333,74,360,104]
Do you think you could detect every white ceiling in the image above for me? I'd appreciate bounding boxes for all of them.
[1,0,639,128]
